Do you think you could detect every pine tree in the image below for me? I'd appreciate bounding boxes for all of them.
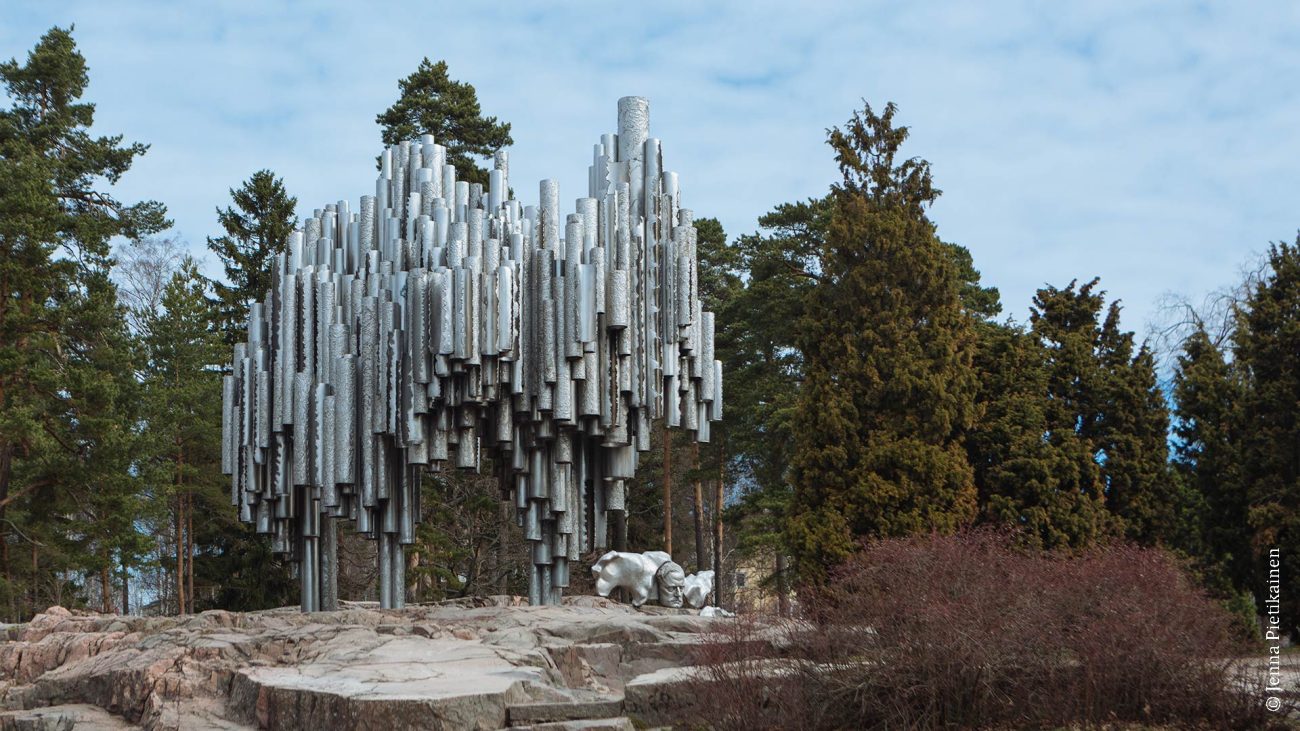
[206,170,297,346]
[376,59,513,186]
[787,103,978,582]
[725,200,825,498]
[141,261,223,613]
[1235,237,1300,637]
[142,261,295,612]
[142,262,297,612]
[719,200,824,606]
[0,27,167,619]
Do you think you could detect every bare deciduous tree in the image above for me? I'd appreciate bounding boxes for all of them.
[1148,251,1269,369]
[114,235,187,332]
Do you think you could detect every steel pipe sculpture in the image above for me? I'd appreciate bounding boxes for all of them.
[221,97,722,611]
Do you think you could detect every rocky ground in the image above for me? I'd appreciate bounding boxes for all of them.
[0,597,740,730]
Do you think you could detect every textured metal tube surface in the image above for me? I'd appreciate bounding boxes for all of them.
[220,97,722,610]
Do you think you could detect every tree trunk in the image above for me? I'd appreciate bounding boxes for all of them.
[714,436,724,607]
[186,490,194,612]
[498,498,510,595]
[663,428,673,555]
[1,532,9,622]
[175,493,183,615]
[30,543,37,618]
[407,548,419,603]
[713,493,723,606]
[120,557,130,615]
[175,503,185,615]
[775,553,790,618]
[612,509,627,552]
[100,562,112,613]
[175,445,186,616]
[693,477,706,573]
[0,440,11,622]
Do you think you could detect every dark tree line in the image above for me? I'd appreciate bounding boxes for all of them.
[708,101,1299,637]
[0,30,522,619]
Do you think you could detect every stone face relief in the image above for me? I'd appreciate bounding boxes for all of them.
[221,97,723,610]
[655,561,687,608]
[592,551,713,609]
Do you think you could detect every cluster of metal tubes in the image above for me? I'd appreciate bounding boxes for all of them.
[221,97,722,610]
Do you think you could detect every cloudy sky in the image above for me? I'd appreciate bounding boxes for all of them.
[4,1,1296,340]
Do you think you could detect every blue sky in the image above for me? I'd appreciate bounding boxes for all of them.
[3,1,1297,342]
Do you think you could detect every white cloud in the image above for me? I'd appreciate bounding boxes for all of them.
[3,0,1296,343]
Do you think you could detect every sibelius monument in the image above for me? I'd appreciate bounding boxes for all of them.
[220,97,721,611]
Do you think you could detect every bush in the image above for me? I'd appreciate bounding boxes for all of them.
[686,530,1289,730]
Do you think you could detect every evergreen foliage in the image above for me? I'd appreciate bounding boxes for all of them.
[139,261,295,611]
[714,201,821,602]
[0,27,166,619]
[1235,238,1300,635]
[787,104,979,581]
[1028,280,1184,546]
[376,59,513,186]
[0,28,1288,629]
[967,320,1107,549]
[1172,327,1250,609]
[205,170,297,346]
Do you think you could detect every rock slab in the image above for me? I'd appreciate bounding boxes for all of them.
[0,599,724,730]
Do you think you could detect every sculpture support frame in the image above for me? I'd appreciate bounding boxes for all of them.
[221,98,722,609]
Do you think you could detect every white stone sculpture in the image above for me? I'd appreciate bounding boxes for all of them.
[591,551,712,609]
[683,570,714,609]
[220,97,723,611]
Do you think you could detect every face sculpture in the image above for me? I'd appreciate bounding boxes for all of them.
[655,561,687,608]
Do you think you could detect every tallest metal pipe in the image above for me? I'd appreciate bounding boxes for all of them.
[220,97,723,610]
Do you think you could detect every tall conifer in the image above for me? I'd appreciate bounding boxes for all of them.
[376,59,513,186]
[0,27,166,618]
[206,170,297,346]
[1235,238,1300,636]
[968,321,1108,548]
[788,104,978,581]
[1172,327,1248,592]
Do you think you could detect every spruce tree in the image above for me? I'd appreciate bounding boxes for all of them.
[1097,319,1181,545]
[1235,237,1300,637]
[787,104,978,582]
[1029,280,1183,546]
[1172,327,1248,593]
[0,27,166,619]
[376,59,513,186]
[206,170,297,346]
[968,320,1108,548]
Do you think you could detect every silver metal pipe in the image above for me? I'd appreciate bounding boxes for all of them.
[220,97,722,610]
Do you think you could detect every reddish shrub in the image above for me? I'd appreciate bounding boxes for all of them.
[685,612,809,730]
[684,530,1288,730]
